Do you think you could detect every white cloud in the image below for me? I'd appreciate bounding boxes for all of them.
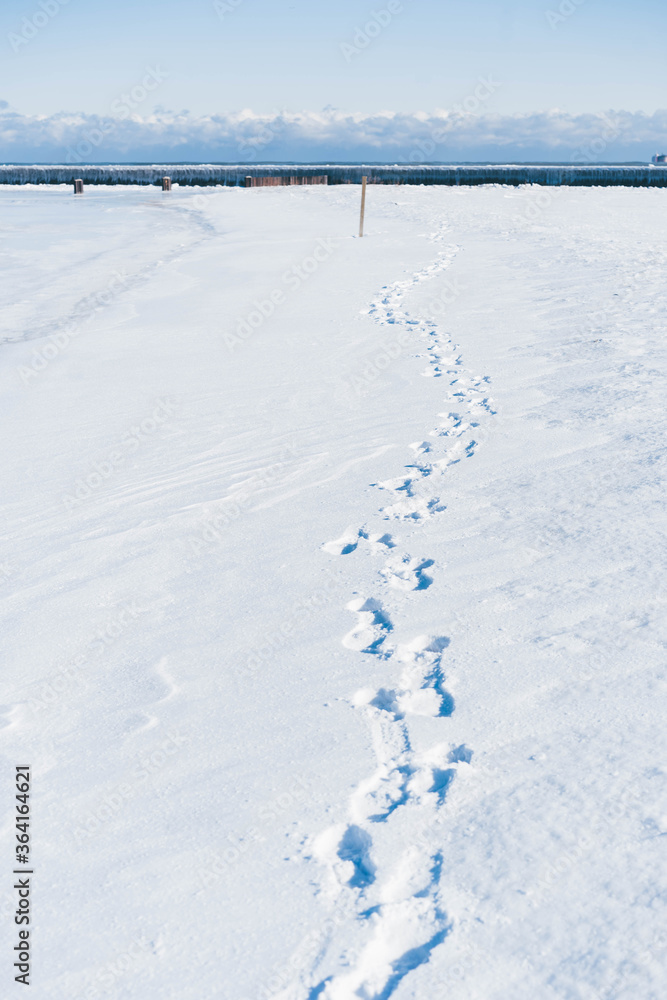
[1,105,666,162]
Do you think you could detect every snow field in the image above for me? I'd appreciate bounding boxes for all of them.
[0,182,666,999]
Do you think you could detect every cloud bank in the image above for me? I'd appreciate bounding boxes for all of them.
[1,104,666,163]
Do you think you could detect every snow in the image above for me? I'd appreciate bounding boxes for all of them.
[1,182,666,1000]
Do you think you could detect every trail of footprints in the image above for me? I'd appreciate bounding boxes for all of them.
[284,235,493,1000]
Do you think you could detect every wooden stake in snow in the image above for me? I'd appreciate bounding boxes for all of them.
[359,175,367,237]
[162,176,172,191]
[73,179,84,195]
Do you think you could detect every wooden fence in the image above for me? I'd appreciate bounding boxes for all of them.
[244,175,329,187]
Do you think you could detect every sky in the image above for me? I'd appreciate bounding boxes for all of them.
[1,0,666,161]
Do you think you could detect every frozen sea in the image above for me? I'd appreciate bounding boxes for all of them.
[1,182,666,999]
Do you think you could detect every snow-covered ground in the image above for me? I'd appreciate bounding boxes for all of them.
[1,182,666,1000]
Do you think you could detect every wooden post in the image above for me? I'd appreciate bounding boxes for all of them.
[359,175,367,237]
[161,176,172,191]
[245,175,253,188]
[73,179,84,195]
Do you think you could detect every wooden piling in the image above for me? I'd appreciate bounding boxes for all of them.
[73,179,84,195]
[161,176,172,191]
[245,174,329,188]
[359,175,367,237]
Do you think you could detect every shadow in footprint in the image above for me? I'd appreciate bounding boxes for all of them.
[308,979,332,1000]
[377,926,450,1000]
[416,852,445,896]
[429,768,456,805]
[338,825,376,889]
[449,744,473,764]
[437,689,455,718]
[369,766,413,822]
[425,667,454,717]
[369,688,402,717]
[344,598,393,655]
[323,528,368,556]
[415,559,435,591]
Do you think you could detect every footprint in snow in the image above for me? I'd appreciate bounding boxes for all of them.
[381,497,445,522]
[313,823,377,892]
[318,846,450,1000]
[343,598,393,654]
[354,637,453,719]
[322,528,396,557]
[395,636,453,718]
[380,554,434,591]
[322,527,367,556]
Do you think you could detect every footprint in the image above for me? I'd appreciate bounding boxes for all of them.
[395,636,453,718]
[354,637,453,722]
[431,412,472,438]
[382,497,445,521]
[367,532,397,553]
[302,238,484,1000]
[409,441,431,456]
[343,598,392,654]
[427,768,456,804]
[320,847,450,1000]
[350,764,414,824]
[323,529,396,557]
[375,476,416,497]
[337,825,377,889]
[380,554,434,591]
[429,438,477,470]
[322,527,367,556]
[448,744,474,764]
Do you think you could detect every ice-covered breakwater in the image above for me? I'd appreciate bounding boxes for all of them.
[2,164,667,187]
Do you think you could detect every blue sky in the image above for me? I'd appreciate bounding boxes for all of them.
[2,0,666,116]
[1,0,666,161]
